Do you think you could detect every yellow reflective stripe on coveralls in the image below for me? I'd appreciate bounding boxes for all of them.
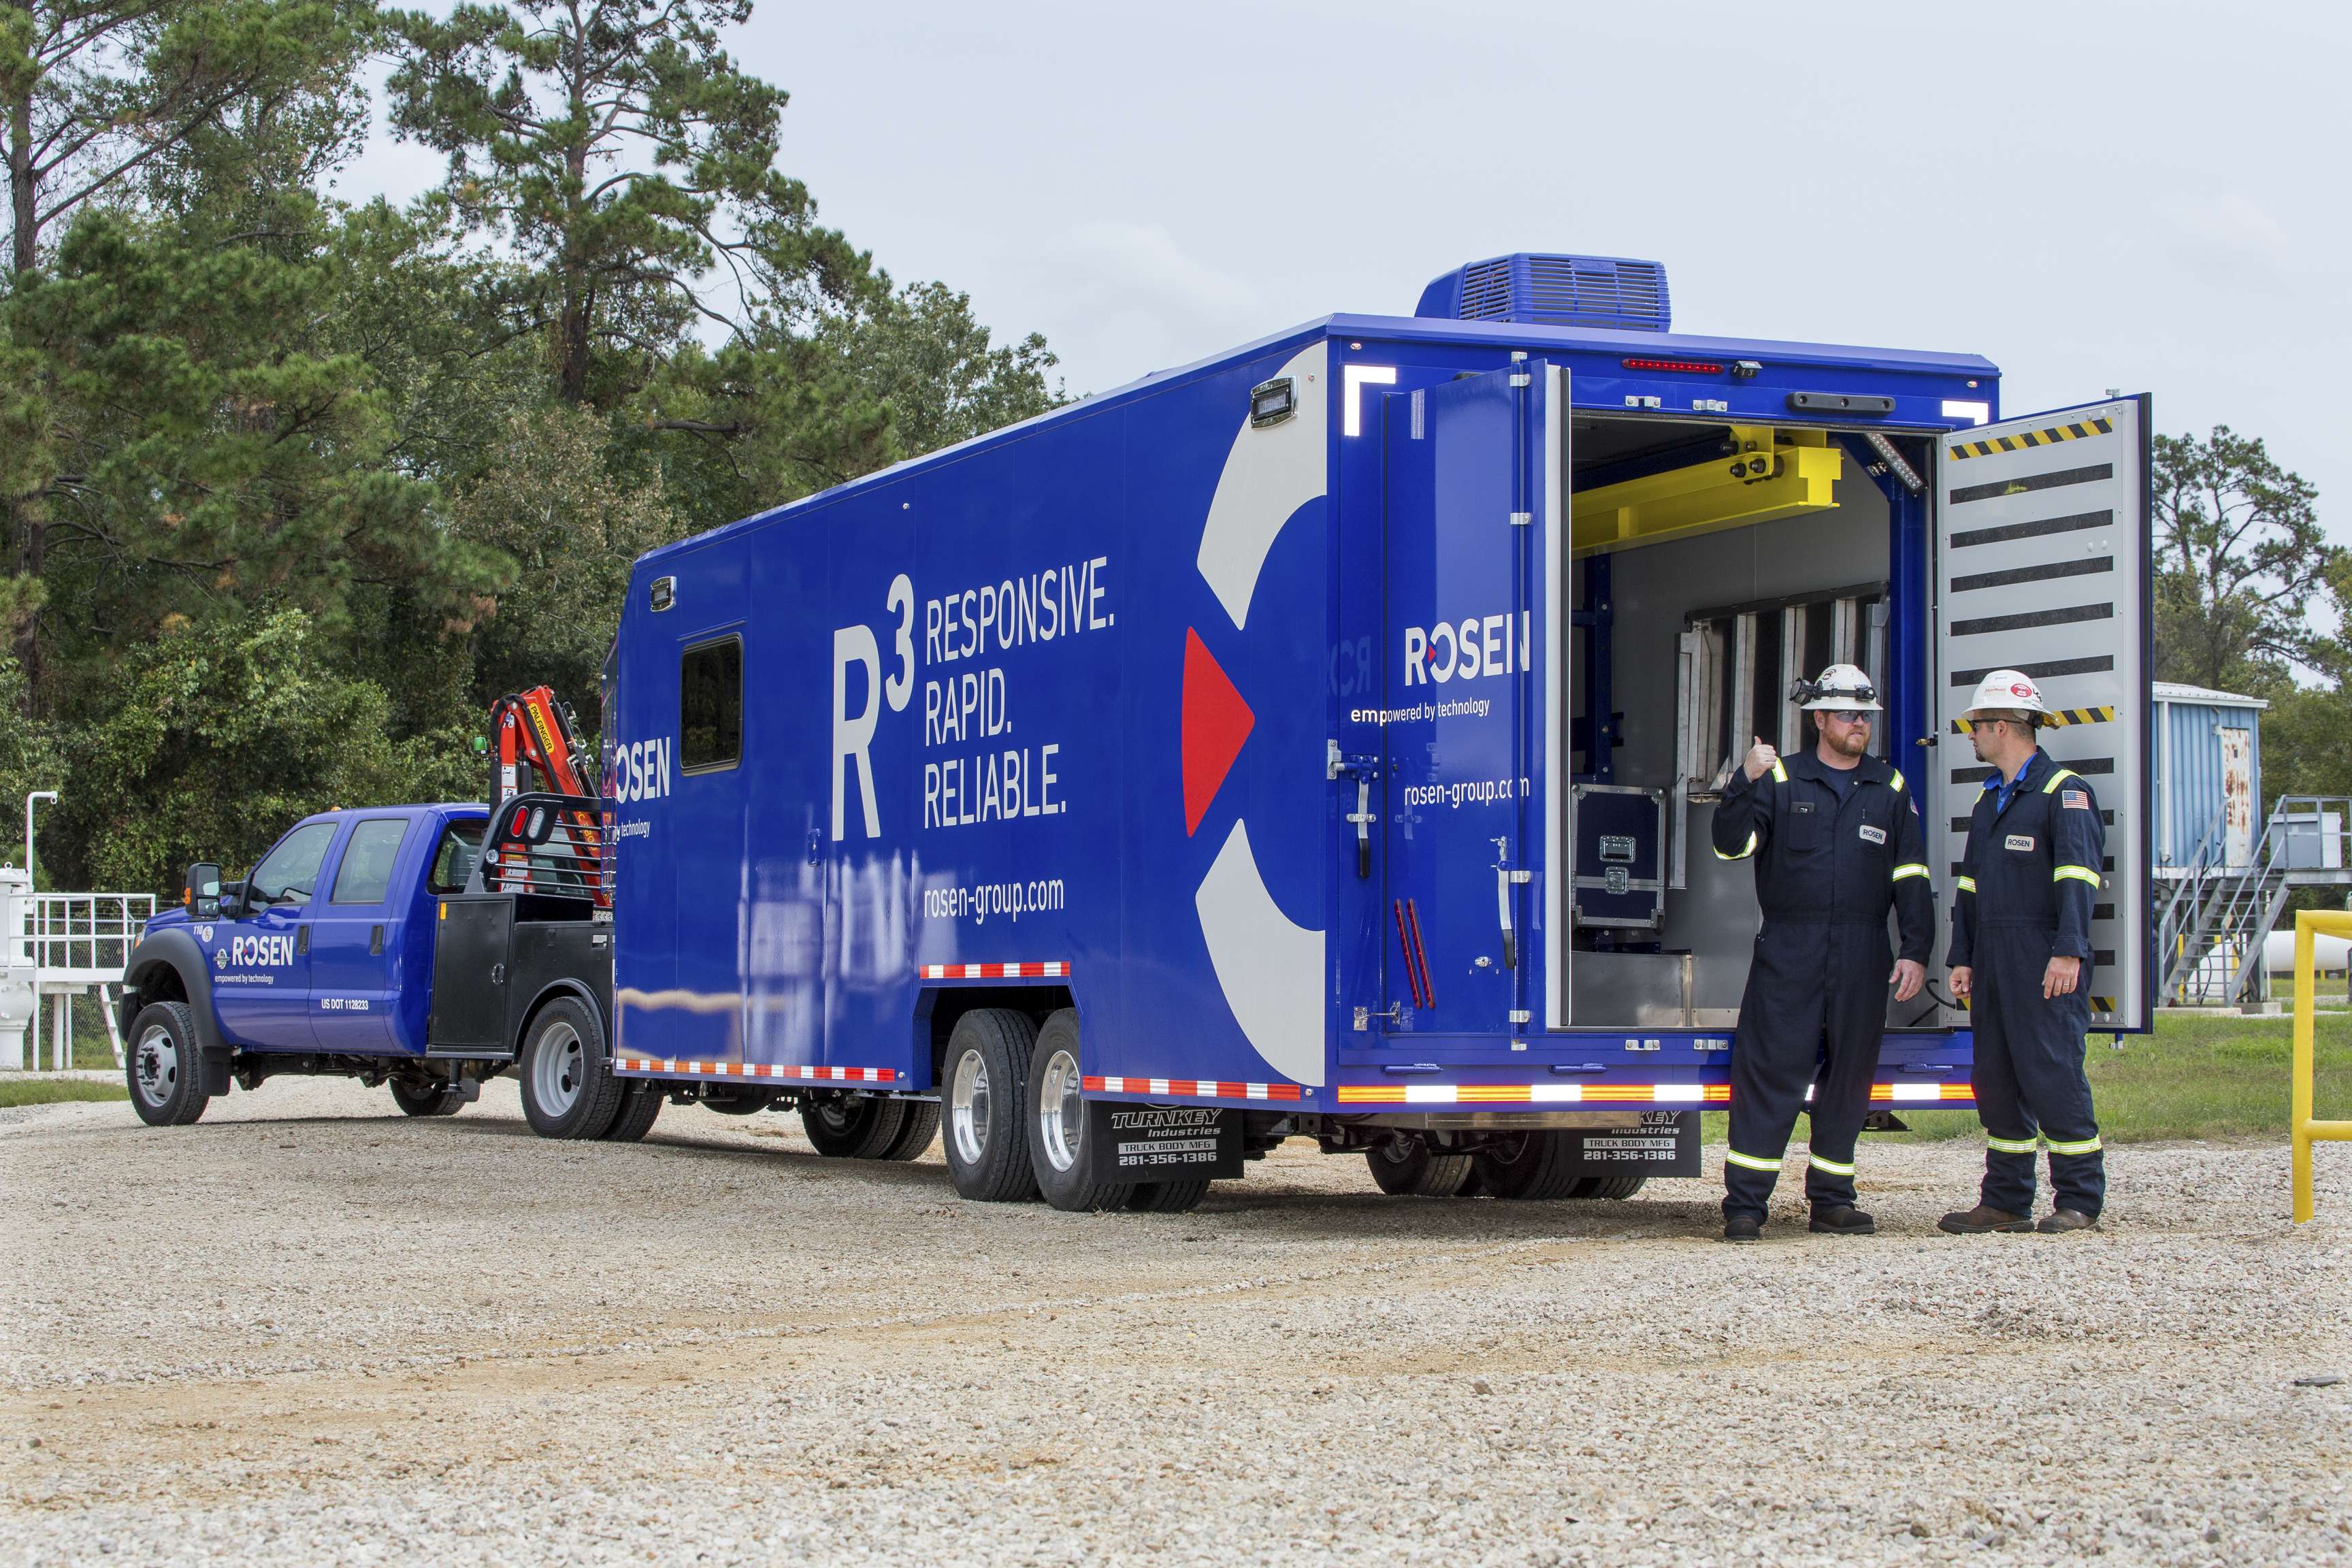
[1889,768,1906,792]
[1985,1134,2040,1155]
[1808,1153,1855,1177]
[1723,1149,1782,1172]
[1770,759,1788,783]
[1714,830,1759,861]
[2044,1134,2104,1156]
[1955,875,1976,892]
[2041,768,2079,794]
[2053,865,2102,886]
[1892,863,1930,881]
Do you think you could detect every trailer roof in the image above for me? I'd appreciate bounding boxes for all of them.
[646,311,1998,565]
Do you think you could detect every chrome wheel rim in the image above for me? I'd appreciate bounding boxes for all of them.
[949,1049,990,1166]
[132,1024,178,1107]
[1039,1047,1082,1173]
[532,1020,584,1115]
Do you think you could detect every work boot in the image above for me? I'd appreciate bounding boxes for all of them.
[2036,1208,2098,1234]
[1722,1213,1763,1244]
[1938,1204,2034,1235]
[1809,1205,1876,1235]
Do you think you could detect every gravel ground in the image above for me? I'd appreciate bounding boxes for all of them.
[2,1078,2348,1567]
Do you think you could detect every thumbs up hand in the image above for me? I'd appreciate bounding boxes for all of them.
[1743,736,1778,783]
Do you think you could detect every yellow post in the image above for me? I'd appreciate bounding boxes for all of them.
[2291,909,2352,1222]
[2295,914,2317,1224]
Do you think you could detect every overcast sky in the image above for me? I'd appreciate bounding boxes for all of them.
[350,0,2347,526]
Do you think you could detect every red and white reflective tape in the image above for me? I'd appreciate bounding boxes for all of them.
[1083,1074,1303,1102]
[920,962,1071,979]
[612,1058,897,1083]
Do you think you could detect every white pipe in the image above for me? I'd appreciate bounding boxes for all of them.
[24,790,57,896]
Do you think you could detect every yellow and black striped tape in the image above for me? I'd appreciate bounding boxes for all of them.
[1952,706,2114,734]
[2091,996,2118,1014]
[1948,415,2113,461]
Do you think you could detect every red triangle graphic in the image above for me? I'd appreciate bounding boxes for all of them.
[1181,627,1255,836]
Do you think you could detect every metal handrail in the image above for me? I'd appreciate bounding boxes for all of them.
[20,893,154,976]
[2161,798,2352,1006]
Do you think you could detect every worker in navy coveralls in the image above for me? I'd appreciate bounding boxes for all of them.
[1938,669,2108,1236]
[1710,664,1933,1243]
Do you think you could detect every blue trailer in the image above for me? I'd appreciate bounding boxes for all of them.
[597,252,2155,1210]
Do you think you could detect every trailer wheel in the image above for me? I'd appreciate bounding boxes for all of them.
[941,1008,1040,1202]
[1575,1175,1648,1200]
[878,1100,941,1162]
[1471,1131,1586,1200]
[1122,1180,1210,1214]
[518,996,623,1139]
[125,1002,210,1127]
[388,1076,463,1117]
[602,1083,664,1142]
[1027,1010,1131,1212]
[1366,1137,1473,1197]
[800,1095,912,1158]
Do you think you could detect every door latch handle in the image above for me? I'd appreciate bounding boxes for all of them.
[1495,865,1517,969]
[1347,777,1376,879]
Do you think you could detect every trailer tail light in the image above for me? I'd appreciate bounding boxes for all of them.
[1620,357,1722,375]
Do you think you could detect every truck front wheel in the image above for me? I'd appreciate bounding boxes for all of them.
[125,1002,210,1127]
[519,997,623,1139]
[941,1009,1039,1202]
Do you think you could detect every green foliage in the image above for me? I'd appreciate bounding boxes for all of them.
[819,280,1066,459]
[2152,426,2339,692]
[385,0,869,405]
[0,651,63,872]
[0,1078,126,1106]
[52,608,470,893]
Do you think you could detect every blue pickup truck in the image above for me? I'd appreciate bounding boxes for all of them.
[114,799,649,1139]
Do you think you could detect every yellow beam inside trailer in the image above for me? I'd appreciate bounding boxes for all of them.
[1571,436,1842,557]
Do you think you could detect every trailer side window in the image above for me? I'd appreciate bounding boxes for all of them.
[681,636,742,772]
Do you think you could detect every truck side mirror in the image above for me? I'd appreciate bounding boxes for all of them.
[184,863,220,919]
[216,879,248,920]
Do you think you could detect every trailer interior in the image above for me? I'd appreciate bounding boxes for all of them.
[1561,410,1933,1032]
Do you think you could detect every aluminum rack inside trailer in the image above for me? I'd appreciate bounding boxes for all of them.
[598,250,2153,1209]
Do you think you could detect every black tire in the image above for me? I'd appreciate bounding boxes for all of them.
[1027,1010,1130,1212]
[1122,1179,1210,1214]
[602,1083,665,1142]
[1473,1130,1588,1200]
[1576,1174,1648,1200]
[388,1076,463,1117]
[125,1001,209,1127]
[1366,1136,1473,1196]
[801,1094,913,1158]
[517,996,623,1139]
[878,1100,941,1162]
[940,1008,1040,1203]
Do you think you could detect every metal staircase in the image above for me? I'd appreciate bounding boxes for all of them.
[2157,796,2352,1006]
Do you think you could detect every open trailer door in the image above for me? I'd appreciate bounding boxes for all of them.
[1933,396,2153,1030]
[1380,361,1565,1039]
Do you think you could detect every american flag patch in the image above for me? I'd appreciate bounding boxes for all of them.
[2061,789,2089,809]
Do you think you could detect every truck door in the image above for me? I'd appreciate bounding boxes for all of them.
[1380,361,1565,1037]
[307,816,414,1056]
[208,818,336,1049]
[1933,396,2151,1028]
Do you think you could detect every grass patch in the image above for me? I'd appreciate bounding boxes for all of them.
[1701,1011,2352,1147]
[0,1077,128,1107]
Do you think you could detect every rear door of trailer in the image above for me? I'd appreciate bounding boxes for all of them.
[1932,397,2153,1030]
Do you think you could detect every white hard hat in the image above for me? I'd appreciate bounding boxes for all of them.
[1961,668,2050,719]
[1798,663,1880,712]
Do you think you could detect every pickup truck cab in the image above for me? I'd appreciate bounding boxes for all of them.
[116,800,636,1135]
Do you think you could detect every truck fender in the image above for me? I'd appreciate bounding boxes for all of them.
[120,929,233,1096]
[513,976,610,1058]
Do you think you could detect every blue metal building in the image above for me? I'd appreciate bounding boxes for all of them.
[2152,681,2267,871]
